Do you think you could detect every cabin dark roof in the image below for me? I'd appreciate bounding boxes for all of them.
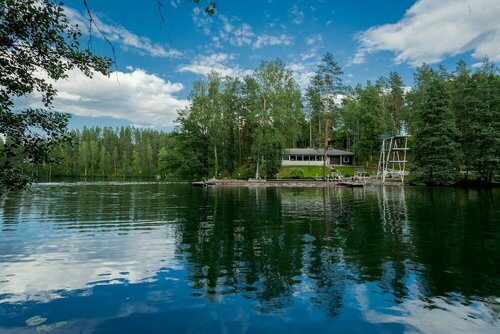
[283,148,354,156]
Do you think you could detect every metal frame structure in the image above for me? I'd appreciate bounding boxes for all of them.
[377,186,411,246]
[377,134,410,183]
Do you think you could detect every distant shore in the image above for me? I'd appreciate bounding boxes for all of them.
[203,178,405,188]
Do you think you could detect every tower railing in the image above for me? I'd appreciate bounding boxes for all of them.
[376,134,410,183]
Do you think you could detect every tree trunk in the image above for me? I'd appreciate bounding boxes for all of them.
[323,119,329,179]
[214,146,218,178]
[255,155,260,179]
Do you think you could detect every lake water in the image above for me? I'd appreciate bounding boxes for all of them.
[0,183,499,333]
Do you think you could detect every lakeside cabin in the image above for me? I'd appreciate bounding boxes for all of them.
[282,148,355,166]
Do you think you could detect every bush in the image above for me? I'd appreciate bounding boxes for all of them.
[290,169,304,179]
[237,167,255,180]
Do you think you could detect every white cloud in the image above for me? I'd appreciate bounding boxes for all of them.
[290,5,305,25]
[301,52,317,61]
[192,7,214,36]
[20,69,188,126]
[64,7,182,58]
[192,9,293,50]
[218,16,255,47]
[306,34,322,47]
[0,222,181,304]
[356,284,500,334]
[177,53,252,78]
[298,34,323,62]
[253,34,293,49]
[194,11,255,47]
[288,63,316,90]
[170,0,181,8]
[353,0,500,65]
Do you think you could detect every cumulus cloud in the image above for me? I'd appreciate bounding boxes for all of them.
[288,63,316,90]
[64,7,182,58]
[178,53,315,91]
[299,34,323,62]
[219,16,255,47]
[193,10,255,47]
[253,34,293,49]
[306,34,322,47]
[301,53,317,61]
[290,5,305,25]
[20,69,188,126]
[177,53,252,78]
[0,222,180,303]
[193,8,293,49]
[192,7,214,36]
[353,0,500,65]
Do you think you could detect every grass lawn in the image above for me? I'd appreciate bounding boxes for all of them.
[278,165,357,178]
[278,166,324,179]
[335,166,356,177]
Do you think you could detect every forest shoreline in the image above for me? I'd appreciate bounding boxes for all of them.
[30,177,499,189]
[201,178,406,188]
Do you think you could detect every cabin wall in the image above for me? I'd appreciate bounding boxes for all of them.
[282,154,354,166]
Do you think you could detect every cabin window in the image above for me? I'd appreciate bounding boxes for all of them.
[343,156,350,163]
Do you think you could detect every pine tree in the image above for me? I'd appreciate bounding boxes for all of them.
[413,73,460,185]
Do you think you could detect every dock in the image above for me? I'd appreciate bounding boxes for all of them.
[192,179,365,188]
[339,181,364,188]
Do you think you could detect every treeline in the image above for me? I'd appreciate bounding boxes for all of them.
[166,55,402,180]
[16,55,500,185]
[410,60,500,185]
[27,127,174,178]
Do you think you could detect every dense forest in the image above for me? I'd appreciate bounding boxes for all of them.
[4,55,499,185]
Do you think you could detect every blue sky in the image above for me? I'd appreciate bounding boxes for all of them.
[32,0,500,130]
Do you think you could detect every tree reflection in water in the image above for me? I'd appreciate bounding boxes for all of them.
[177,185,500,318]
[0,183,499,332]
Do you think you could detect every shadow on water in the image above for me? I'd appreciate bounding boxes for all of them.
[0,183,499,333]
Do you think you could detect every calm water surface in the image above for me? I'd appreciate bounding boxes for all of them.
[0,183,499,333]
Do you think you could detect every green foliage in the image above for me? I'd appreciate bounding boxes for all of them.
[412,69,460,185]
[305,53,344,149]
[388,72,406,134]
[261,138,283,179]
[342,82,389,164]
[0,0,111,110]
[30,126,175,179]
[450,59,500,184]
[175,59,304,180]
[289,169,304,179]
[0,110,72,189]
[0,0,111,190]
[158,147,169,176]
[235,166,255,180]
[336,166,356,177]
[192,0,217,15]
[247,60,303,179]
